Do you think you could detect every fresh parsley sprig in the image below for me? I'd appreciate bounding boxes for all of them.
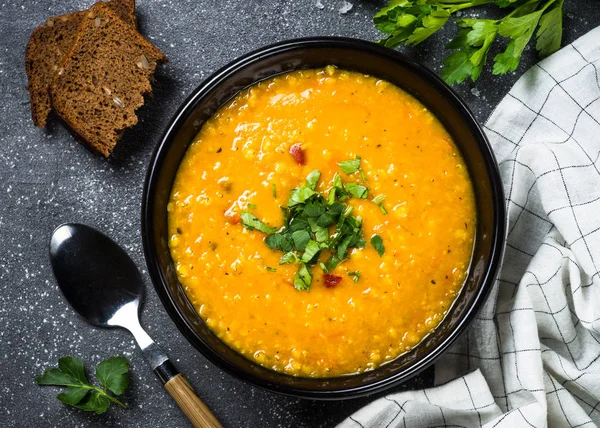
[36,356,129,414]
[374,0,565,85]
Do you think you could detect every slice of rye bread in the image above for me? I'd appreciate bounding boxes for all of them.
[50,3,167,157]
[25,0,137,127]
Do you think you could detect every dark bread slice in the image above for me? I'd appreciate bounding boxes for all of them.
[50,3,167,157]
[25,0,137,127]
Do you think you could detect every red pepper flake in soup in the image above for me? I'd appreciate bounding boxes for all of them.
[289,143,305,165]
[225,212,241,225]
[323,274,342,288]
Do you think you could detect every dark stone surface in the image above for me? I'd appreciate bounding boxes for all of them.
[1,1,599,427]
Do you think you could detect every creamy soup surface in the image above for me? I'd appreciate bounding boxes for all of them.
[168,67,476,377]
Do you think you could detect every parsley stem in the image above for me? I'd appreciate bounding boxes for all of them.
[448,0,495,12]
[504,0,556,18]
[96,386,127,408]
[504,0,538,17]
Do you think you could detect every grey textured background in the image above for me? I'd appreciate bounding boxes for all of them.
[1,1,599,427]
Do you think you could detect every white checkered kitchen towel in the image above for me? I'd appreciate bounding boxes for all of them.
[339,26,600,428]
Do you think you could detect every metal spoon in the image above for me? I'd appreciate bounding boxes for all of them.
[49,223,222,428]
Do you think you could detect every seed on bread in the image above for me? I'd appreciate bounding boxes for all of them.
[50,3,167,157]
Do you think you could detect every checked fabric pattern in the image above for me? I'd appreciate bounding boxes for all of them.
[339,26,600,428]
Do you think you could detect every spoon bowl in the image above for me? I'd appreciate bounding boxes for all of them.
[49,223,143,327]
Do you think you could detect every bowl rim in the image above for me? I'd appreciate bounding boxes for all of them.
[141,36,506,399]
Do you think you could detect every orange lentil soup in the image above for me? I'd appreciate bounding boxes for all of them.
[168,67,476,377]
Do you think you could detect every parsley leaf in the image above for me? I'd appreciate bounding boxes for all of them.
[58,386,92,406]
[345,182,368,199]
[536,2,563,58]
[266,266,277,272]
[265,233,293,252]
[305,170,321,190]
[371,234,385,257]
[96,357,129,396]
[337,156,361,174]
[441,48,477,86]
[324,252,345,271]
[329,173,347,204]
[441,20,499,84]
[36,356,128,414]
[316,211,338,227]
[292,230,311,251]
[305,202,326,217]
[288,187,316,206]
[301,240,321,263]
[406,7,451,46]
[280,251,300,265]
[240,212,276,235]
[74,392,111,414]
[315,226,329,243]
[493,12,544,74]
[294,263,312,291]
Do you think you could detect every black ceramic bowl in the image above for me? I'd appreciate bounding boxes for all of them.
[142,37,505,399]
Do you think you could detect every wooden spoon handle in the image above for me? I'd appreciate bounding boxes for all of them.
[164,374,223,428]
[155,360,222,428]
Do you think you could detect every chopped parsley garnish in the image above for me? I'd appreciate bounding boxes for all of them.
[329,173,347,204]
[239,159,388,290]
[348,270,361,283]
[345,182,368,199]
[372,194,386,205]
[360,169,368,182]
[371,234,385,257]
[265,267,277,272]
[372,194,387,215]
[337,156,361,174]
[288,187,316,206]
[241,165,386,291]
[240,212,276,234]
[248,203,258,209]
[305,170,321,190]
[294,263,312,291]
